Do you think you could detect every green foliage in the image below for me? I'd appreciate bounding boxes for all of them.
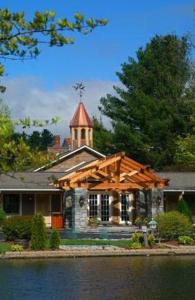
[131,232,144,244]
[0,100,55,172]
[50,230,60,250]
[11,244,23,252]
[178,235,194,245]
[93,117,114,154]
[134,217,148,227]
[2,216,32,241]
[129,242,142,249]
[148,234,156,247]
[156,211,192,240]
[174,135,195,169]
[27,129,54,151]
[0,8,107,78]
[0,242,12,254]
[99,34,194,169]
[0,207,6,226]
[177,198,192,223]
[88,217,100,227]
[31,213,48,250]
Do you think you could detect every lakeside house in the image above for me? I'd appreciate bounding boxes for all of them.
[0,102,192,230]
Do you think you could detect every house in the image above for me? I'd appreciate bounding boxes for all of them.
[157,172,195,222]
[0,101,167,230]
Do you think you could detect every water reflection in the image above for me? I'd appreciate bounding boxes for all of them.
[0,256,195,300]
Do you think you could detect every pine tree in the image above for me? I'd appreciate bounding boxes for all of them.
[50,230,61,250]
[177,198,192,223]
[31,213,48,250]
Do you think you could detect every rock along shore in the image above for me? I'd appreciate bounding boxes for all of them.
[2,246,195,259]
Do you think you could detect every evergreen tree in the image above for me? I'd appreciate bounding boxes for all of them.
[50,230,60,250]
[31,213,48,250]
[100,35,194,169]
[93,117,114,154]
[177,198,192,223]
[40,129,54,150]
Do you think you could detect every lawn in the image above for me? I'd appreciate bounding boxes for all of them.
[0,242,12,254]
[60,239,131,249]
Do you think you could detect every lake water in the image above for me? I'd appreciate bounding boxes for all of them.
[0,256,195,300]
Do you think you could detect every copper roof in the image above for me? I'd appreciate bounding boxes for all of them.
[70,102,93,128]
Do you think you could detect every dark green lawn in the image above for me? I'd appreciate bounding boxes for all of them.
[0,242,12,254]
[60,239,131,249]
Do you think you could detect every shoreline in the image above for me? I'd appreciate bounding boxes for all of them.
[2,247,195,259]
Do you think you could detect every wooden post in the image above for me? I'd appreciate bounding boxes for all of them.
[111,159,121,225]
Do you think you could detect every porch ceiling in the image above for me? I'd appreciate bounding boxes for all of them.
[57,152,168,191]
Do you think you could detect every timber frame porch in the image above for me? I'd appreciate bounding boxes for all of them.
[57,152,167,228]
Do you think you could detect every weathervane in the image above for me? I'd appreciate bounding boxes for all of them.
[73,82,85,102]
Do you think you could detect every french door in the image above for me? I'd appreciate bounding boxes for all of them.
[101,194,109,222]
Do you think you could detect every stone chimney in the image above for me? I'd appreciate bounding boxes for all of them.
[53,135,61,147]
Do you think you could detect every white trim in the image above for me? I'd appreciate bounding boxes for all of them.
[34,145,105,172]
[65,161,86,173]
[0,189,62,192]
[164,190,195,192]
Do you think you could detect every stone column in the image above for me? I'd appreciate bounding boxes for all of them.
[72,188,88,231]
[151,188,164,217]
[111,190,121,225]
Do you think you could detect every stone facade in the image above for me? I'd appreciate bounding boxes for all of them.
[151,188,164,216]
[64,188,89,231]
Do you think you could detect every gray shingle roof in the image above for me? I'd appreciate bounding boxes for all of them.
[157,172,195,191]
[0,172,65,190]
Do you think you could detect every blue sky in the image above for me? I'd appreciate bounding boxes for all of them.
[2,0,194,89]
[1,0,195,136]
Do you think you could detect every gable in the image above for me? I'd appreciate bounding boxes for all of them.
[57,152,167,191]
[35,146,105,173]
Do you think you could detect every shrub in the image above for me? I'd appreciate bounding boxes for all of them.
[131,232,144,244]
[2,216,32,241]
[177,198,192,223]
[31,213,48,250]
[130,242,142,249]
[148,234,156,247]
[178,236,194,245]
[11,244,23,252]
[50,230,60,250]
[88,217,100,227]
[134,217,148,227]
[157,211,192,240]
[0,207,6,226]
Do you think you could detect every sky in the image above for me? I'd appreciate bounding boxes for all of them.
[1,0,195,137]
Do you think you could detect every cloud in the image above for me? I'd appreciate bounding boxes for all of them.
[2,77,117,138]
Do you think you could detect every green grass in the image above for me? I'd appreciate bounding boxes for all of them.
[60,239,131,249]
[0,242,12,254]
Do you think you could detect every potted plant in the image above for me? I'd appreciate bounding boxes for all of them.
[88,217,100,228]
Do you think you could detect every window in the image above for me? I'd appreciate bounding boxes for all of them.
[22,194,35,215]
[3,194,20,214]
[74,129,78,140]
[101,194,109,222]
[51,194,61,213]
[121,194,129,221]
[81,128,86,139]
[89,194,98,217]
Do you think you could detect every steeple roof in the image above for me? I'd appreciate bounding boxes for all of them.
[70,102,93,128]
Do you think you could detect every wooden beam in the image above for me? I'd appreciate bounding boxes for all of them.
[89,182,144,190]
[120,170,139,182]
